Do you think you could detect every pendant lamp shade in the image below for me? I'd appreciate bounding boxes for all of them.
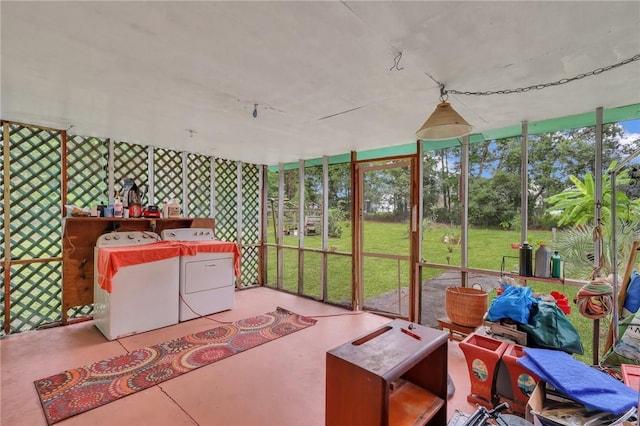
[416,101,472,140]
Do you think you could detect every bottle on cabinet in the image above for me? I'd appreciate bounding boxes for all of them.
[113,192,124,218]
[162,199,169,218]
[534,243,551,278]
[168,198,181,218]
[551,251,562,278]
[519,242,533,277]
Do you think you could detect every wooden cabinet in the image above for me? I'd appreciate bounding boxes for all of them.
[326,319,448,426]
[61,217,214,323]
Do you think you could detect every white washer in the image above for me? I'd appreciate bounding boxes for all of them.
[93,231,179,340]
[161,228,235,321]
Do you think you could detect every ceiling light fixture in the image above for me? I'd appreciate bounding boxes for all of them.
[253,104,258,118]
[416,84,472,141]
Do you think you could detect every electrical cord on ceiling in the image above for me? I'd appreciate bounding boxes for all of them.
[390,51,405,71]
[427,53,640,96]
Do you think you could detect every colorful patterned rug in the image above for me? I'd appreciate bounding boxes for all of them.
[34,307,316,425]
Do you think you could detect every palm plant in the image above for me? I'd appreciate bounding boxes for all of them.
[546,162,640,279]
[555,219,640,279]
[545,163,639,226]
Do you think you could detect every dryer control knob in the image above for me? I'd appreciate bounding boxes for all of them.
[128,233,135,239]
[114,234,120,240]
[104,235,111,240]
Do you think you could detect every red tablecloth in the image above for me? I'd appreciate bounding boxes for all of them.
[97,240,241,293]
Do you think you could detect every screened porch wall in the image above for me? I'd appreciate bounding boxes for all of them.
[1,121,262,336]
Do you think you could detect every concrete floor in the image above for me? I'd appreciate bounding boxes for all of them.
[365,271,502,327]
[0,286,476,426]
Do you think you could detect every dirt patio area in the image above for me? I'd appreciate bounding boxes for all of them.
[364,271,502,328]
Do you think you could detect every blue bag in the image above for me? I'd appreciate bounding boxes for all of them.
[487,285,536,324]
[623,270,640,316]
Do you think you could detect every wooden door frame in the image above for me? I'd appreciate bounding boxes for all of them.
[351,152,420,321]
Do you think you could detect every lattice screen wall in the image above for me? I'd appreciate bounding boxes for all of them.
[114,141,149,204]
[3,124,63,334]
[214,158,238,242]
[241,163,261,286]
[187,153,211,218]
[65,135,109,319]
[1,122,263,336]
[154,148,183,207]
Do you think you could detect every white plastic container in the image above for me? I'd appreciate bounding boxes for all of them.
[168,199,181,218]
[113,194,124,218]
[535,243,551,278]
[162,199,169,218]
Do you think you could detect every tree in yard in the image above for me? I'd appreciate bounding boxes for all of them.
[468,172,521,228]
[545,163,640,227]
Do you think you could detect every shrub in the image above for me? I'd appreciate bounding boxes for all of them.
[328,208,344,238]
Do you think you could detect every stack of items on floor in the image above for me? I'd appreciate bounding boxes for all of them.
[521,348,638,425]
[454,273,640,425]
[486,278,583,355]
[458,332,638,425]
[602,270,640,368]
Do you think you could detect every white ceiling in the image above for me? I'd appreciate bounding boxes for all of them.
[2,1,639,165]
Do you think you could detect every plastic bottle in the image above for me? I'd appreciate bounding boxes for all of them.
[519,242,533,277]
[113,192,124,218]
[168,198,180,218]
[551,251,562,278]
[162,199,169,218]
[534,243,551,278]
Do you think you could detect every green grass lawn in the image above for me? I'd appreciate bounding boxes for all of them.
[266,220,603,363]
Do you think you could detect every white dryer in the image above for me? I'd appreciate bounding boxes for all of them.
[93,231,180,340]
[161,228,236,321]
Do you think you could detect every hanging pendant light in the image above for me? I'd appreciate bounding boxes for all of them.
[416,84,472,140]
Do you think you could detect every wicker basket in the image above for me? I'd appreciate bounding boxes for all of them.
[445,287,488,327]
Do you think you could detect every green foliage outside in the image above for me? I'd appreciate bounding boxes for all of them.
[267,220,614,364]
[264,123,639,365]
[546,163,640,227]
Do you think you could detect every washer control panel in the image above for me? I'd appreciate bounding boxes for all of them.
[96,231,161,247]
[161,228,215,241]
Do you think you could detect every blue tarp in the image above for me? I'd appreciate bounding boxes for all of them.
[518,347,639,415]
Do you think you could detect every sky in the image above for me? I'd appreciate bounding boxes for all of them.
[620,119,640,148]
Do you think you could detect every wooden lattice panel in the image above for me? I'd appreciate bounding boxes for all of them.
[240,164,260,286]
[66,135,108,207]
[154,148,183,207]
[64,136,105,320]
[186,153,211,218]
[114,141,148,202]
[214,158,238,241]
[241,246,259,286]
[1,125,5,260]
[242,164,260,244]
[9,124,62,259]
[66,304,93,320]
[10,262,62,333]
